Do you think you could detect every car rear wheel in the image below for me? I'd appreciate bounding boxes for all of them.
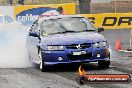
[98,60,110,69]
[39,50,45,72]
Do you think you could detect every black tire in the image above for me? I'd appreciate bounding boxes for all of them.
[39,50,45,72]
[98,60,110,69]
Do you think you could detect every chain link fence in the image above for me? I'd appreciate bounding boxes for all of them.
[0,0,22,5]
[0,0,76,5]
[0,0,132,13]
[90,0,132,13]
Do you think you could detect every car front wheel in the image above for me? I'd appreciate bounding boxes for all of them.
[39,50,45,72]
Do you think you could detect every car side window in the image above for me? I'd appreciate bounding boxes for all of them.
[40,22,46,35]
[30,21,39,32]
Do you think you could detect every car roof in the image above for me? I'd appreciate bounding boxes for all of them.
[38,15,84,23]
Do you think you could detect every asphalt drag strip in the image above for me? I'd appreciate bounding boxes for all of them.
[0,56,132,88]
[52,61,132,88]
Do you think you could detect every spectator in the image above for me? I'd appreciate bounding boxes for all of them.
[57,6,64,14]
[56,6,68,15]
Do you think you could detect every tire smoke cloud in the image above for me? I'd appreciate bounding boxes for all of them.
[0,22,33,68]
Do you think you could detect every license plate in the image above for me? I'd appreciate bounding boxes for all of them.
[73,51,86,55]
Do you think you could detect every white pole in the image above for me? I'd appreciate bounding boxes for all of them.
[130,29,132,48]
[115,0,117,13]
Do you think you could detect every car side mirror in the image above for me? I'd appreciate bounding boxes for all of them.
[29,32,39,37]
[97,27,104,33]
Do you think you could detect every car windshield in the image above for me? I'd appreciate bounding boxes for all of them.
[40,17,95,35]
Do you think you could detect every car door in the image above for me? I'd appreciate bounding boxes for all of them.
[28,21,40,63]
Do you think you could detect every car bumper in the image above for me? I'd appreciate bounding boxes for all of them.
[41,48,110,65]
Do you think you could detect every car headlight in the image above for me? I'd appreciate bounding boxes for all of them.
[93,42,107,48]
[47,46,64,50]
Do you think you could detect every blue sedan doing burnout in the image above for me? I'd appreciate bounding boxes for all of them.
[27,15,110,72]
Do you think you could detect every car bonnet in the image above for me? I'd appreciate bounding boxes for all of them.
[40,32,106,46]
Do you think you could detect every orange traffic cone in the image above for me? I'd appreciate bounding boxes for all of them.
[115,38,121,51]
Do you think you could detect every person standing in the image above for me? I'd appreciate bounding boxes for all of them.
[57,6,64,14]
[56,6,68,15]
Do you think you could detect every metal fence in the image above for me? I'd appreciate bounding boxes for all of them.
[0,0,75,5]
[90,0,132,13]
[0,0,132,13]
[0,0,21,5]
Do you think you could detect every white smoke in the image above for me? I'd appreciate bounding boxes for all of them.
[0,22,33,68]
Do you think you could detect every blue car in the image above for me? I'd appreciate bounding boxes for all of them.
[27,15,110,72]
